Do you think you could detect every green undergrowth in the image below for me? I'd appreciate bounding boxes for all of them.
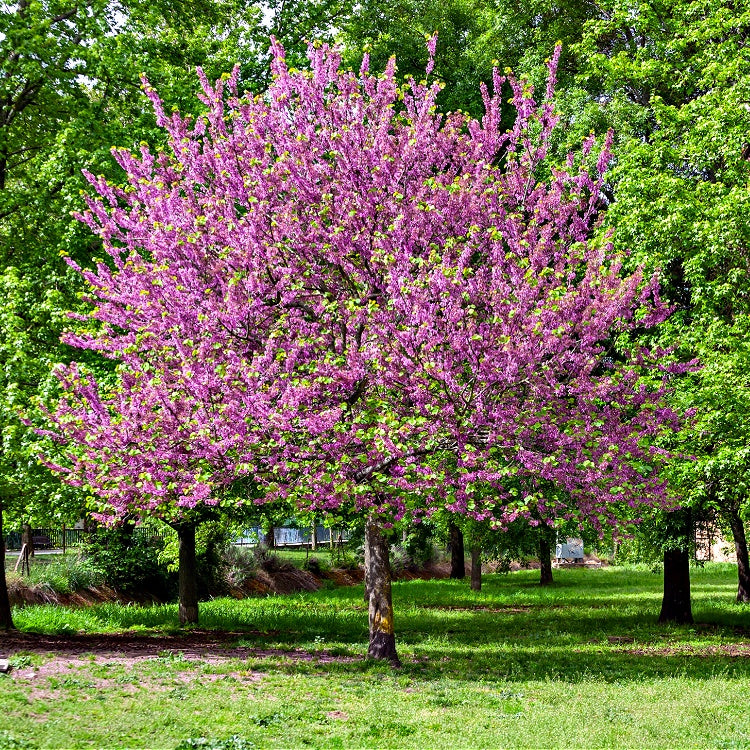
[5,554,104,595]
[3,564,750,749]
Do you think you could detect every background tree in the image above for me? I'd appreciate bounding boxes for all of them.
[0,0,355,631]
[560,0,750,612]
[340,0,597,116]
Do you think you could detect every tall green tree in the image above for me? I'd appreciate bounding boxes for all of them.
[0,0,352,628]
[342,0,750,614]
[340,0,598,116]
[564,0,750,609]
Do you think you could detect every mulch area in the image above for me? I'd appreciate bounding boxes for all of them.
[8,560,451,607]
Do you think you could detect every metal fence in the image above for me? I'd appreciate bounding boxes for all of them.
[235,526,349,548]
[4,526,166,551]
[4,525,345,551]
[4,527,88,551]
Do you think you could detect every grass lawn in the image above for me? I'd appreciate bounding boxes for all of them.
[2,563,750,749]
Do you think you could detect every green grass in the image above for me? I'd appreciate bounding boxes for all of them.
[3,564,750,749]
[5,554,104,595]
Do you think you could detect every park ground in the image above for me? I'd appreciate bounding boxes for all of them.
[2,563,750,749]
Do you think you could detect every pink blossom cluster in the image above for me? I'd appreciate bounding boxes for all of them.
[44,39,684,530]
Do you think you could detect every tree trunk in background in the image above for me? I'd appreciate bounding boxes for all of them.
[22,523,34,558]
[364,519,400,666]
[449,522,465,579]
[311,521,318,551]
[539,535,554,586]
[659,510,693,624]
[266,524,275,549]
[0,498,14,629]
[727,508,750,603]
[470,545,482,591]
[176,522,199,625]
[659,547,693,624]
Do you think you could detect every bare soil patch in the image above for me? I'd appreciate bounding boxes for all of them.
[8,560,448,608]
[8,581,159,607]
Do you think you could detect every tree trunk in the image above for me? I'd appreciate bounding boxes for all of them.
[22,523,34,558]
[266,524,275,549]
[311,521,318,551]
[363,526,371,603]
[0,497,14,630]
[176,522,199,625]
[727,508,750,603]
[364,519,400,666]
[470,545,482,591]
[659,546,693,624]
[449,522,465,579]
[539,534,554,586]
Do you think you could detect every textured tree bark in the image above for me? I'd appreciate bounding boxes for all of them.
[176,522,199,625]
[727,508,750,603]
[449,522,465,579]
[311,520,318,551]
[539,535,554,586]
[470,545,482,591]
[659,546,693,624]
[0,498,14,630]
[364,519,400,666]
[363,525,372,603]
[266,523,275,549]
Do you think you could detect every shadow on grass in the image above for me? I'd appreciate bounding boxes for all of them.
[9,565,750,685]
[6,626,750,686]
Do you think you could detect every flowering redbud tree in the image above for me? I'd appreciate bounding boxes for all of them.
[47,39,683,661]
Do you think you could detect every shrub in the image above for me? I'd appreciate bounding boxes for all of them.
[31,555,103,594]
[82,525,174,597]
[401,523,437,567]
[252,544,293,573]
[302,555,329,576]
[221,545,257,590]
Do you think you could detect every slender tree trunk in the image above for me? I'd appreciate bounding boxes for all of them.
[311,520,318,551]
[176,522,199,625]
[0,497,14,630]
[470,545,482,591]
[727,508,750,603]
[539,534,554,586]
[659,546,693,624]
[364,519,400,666]
[266,524,275,549]
[449,522,465,579]
[22,523,34,558]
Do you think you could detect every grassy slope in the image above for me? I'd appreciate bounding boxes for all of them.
[2,564,750,749]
